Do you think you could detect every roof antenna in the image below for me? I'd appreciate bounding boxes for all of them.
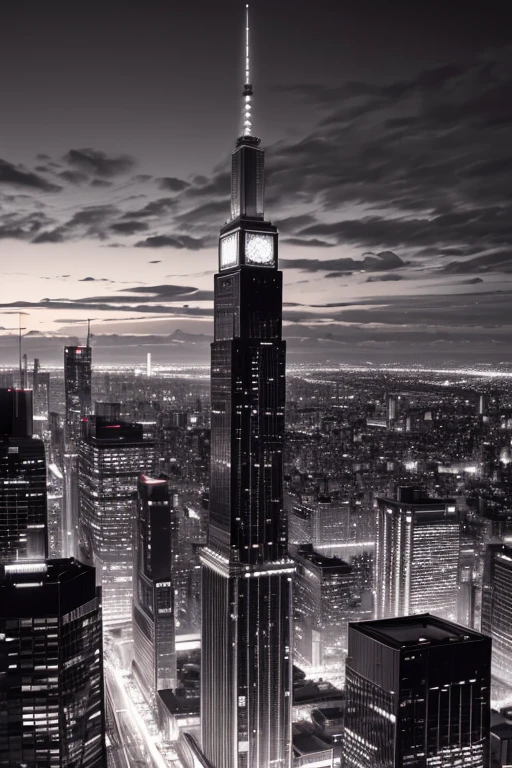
[86,318,91,347]
[243,4,253,137]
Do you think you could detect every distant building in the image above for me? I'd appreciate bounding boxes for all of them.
[133,475,176,700]
[0,389,48,563]
[0,558,106,767]
[293,543,358,685]
[376,487,460,621]
[481,544,512,687]
[78,415,155,628]
[344,614,491,768]
[64,344,92,446]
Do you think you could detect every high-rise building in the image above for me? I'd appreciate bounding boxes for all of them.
[0,389,48,563]
[133,475,176,701]
[200,9,294,767]
[481,543,512,687]
[375,487,460,621]
[32,358,51,432]
[343,614,491,768]
[78,415,155,628]
[293,544,358,686]
[0,558,106,767]
[64,343,92,447]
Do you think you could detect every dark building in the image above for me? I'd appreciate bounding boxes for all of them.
[376,488,460,622]
[481,544,512,687]
[64,344,92,447]
[0,558,106,767]
[343,614,491,768]
[200,9,294,767]
[0,389,48,563]
[78,415,155,628]
[133,474,176,701]
[293,544,357,685]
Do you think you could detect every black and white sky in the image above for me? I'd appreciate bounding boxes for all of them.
[1,0,512,365]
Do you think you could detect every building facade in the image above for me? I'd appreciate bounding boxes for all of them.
[133,474,176,700]
[78,415,155,628]
[0,558,105,767]
[344,614,491,768]
[0,389,48,563]
[200,10,294,767]
[293,544,357,685]
[481,543,512,687]
[64,344,92,447]
[375,488,460,621]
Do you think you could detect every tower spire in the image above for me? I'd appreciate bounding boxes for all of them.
[243,4,253,137]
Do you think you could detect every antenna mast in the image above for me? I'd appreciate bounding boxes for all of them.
[243,4,253,136]
[86,319,91,348]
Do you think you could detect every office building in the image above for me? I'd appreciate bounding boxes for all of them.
[375,487,460,621]
[0,558,105,767]
[481,544,512,687]
[200,9,294,767]
[344,614,491,768]
[0,389,48,563]
[293,544,357,685]
[133,475,176,700]
[64,343,92,447]
[78,415,154,628]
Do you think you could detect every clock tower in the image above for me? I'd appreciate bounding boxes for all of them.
[200,5,293,768]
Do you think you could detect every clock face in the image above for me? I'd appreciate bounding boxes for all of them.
[219,232,239,270]
[245,232,275,266]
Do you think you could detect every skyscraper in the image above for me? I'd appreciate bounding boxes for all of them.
[293,544,358,686]
[481,543,512,687]
[0,558,106,767]
[375,487,460,621]
[200,8,294,767]
[78,415,155,628]
[0,388,48,563]
[344,614,491,768]
[64,342,92,447]
[133,474,176,701]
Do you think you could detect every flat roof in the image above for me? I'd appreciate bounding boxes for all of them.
[352,614,482,649]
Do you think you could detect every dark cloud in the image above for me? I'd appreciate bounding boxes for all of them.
[148,260,161,264]
[283,237,333,248]
[34,205,119,243]
[0,298,213,317]
[0,159,61,193]
[281,251,405,272]
[79,277,110,282]
[366,273,404,282]
[110,220,149,235]
[64,148,136,177]
[117,284,214,301]
[33,230,64,244]
[90,179,113,188]
[0,211,56,241]
[443,249,512,274]
[134,234,207,250]
[59,170,89,184]
[124,197,178,218]
[157,177,190,192]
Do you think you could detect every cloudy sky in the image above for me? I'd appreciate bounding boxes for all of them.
[1,0,511,366]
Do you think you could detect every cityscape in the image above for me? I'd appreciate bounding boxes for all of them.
[1,3,512,768]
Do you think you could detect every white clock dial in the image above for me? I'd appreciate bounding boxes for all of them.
[220,232,239,270]
[245,232,274,265]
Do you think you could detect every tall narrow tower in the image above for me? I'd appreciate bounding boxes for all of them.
[200,7,293,767]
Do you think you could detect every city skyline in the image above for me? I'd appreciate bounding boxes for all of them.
[1,1,512,365]
[2,7,512,768]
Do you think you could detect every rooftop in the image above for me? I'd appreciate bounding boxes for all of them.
[1,558,94,585]
[352,614,482,649]
[295,544,351,573]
